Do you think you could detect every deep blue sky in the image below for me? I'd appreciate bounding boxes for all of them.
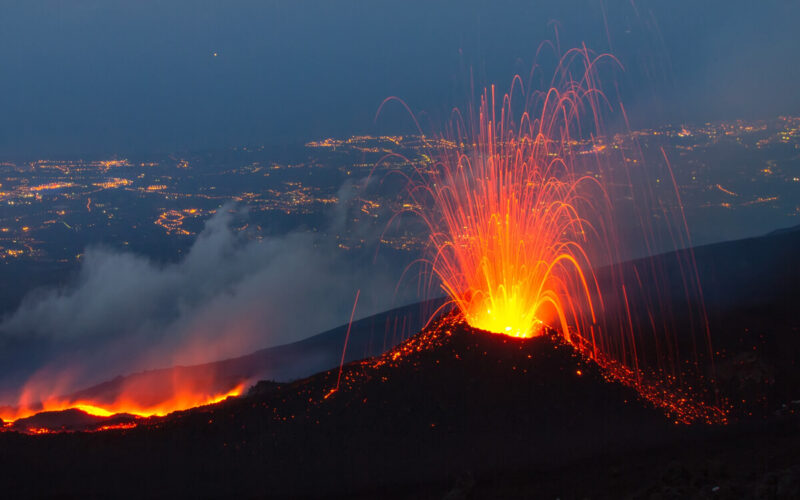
[1,0,798,157]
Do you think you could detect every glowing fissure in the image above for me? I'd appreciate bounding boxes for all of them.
[0,384,245,426]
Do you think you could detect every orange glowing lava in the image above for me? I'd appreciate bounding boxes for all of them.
[0,384,245,426]
[427,118,599,340]
[399,50,608,342]
[382,46,720,419]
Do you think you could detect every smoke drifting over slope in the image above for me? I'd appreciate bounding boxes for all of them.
[0,205,414,401]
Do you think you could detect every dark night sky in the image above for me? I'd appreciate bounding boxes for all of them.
[0,0,798,157]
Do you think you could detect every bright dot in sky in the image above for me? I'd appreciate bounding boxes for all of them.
[213,52,218,57]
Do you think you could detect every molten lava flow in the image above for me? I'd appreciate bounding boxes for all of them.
[2,353,250,432]
[0,383,245,427]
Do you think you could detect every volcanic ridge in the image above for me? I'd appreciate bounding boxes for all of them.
[0,312,715,497]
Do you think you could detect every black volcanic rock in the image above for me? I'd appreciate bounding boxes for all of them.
[0,314,799,498]
[11,408,107,432]
[0,316,684,497]
[9,409,139,434]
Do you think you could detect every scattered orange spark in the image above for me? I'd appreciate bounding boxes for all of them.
[385,46,720,422]
[405,52,608,341]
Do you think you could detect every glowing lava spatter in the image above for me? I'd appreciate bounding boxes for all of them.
[384,46,722,420]
[400,50,610,342]
[423,91,600,340]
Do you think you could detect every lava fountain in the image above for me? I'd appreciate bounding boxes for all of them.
[383,46,721,421]
[393,48,613,343]
[420,90,601,340]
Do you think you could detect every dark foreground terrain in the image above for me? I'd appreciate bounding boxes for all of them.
[0,318,694,497]
[0,315,798,498]
[0,227,799,498]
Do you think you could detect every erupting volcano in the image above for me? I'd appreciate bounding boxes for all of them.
[416,79,602,340]
[386,47,721,423]
[3,1,799,496]
[2,48,724,434]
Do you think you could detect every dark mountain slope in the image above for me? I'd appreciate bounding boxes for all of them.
[0,315,683,498]
[65,298,446,405]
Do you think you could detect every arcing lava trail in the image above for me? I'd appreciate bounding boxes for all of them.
[392,47,722,420]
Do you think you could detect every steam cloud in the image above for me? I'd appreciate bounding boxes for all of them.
[0,203,415,401]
